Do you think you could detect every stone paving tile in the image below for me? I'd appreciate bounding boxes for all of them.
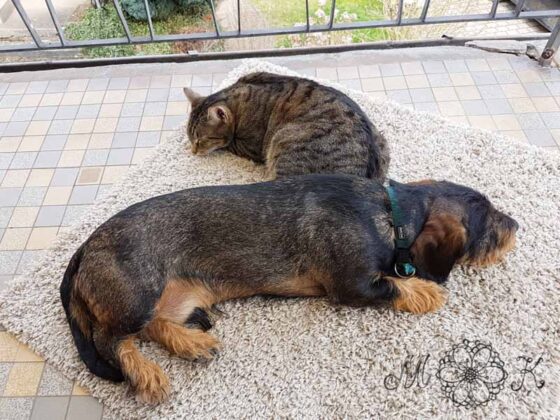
[0,397,34,420]
[18,187,47,206]
[50,168,79,187]
[37,364,73,396]
[524,129,557,146]
[409,88,435,103]
[0,251,21,275]
[16,250,43,274]
[30,396,70,420]
[380,63,403,77]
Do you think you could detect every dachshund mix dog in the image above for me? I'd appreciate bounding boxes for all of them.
[60,175,518,404]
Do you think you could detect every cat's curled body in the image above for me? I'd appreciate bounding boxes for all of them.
[185,72,390,180]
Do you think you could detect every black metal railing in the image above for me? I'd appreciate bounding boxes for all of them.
[1,0,560,65]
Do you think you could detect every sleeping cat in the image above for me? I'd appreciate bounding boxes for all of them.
[184,72,389,180]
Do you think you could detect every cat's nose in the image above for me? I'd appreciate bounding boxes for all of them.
[191,144,198,155]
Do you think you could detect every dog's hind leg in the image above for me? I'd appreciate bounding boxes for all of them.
[143,318,221,360]
[116,337,170,405]
[185,307,213,331]
[142,278,222,359]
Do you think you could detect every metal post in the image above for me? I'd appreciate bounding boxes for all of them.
[305,0,310,31]
[420,0,431,22]
[208,0,220,36]
[44,0,65,46]
[112,0,132,42]
[514,0,526,17]
[539,20,560,66]
[396,0,404,25]
[328,0,336,29]
[490,0,499,18]
[10,0,43,47]
[237,0,241,34]
[143,0,155,40]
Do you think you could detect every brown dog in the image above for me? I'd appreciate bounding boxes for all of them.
[60,175,518,404]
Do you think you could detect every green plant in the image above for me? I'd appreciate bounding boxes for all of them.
[119,0,207,21]
[252,0,387,47]
[65,3,214,58]
[65,6,136,57]
[120,0,176,20]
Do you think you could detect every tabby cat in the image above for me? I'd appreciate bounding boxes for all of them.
[184,72,389,179]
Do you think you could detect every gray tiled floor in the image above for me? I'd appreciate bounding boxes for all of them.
[0,46,559,419]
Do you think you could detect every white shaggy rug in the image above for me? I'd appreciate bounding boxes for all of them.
[1,60,559,419]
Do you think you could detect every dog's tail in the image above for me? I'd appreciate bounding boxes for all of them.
[60,246,124,382]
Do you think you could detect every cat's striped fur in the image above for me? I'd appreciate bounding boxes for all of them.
[184,72,389,180]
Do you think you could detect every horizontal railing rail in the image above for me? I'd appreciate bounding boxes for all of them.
[1,0,560,65]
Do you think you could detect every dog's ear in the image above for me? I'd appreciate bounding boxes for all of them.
[411,212,467,282]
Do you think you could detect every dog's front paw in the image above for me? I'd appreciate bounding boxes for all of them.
[390,277,447,314]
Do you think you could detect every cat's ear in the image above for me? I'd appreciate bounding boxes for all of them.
[207,105,231,124]
[183,87,204,107]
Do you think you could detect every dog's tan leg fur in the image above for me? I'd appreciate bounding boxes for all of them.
[116,337,170,405]
[143,318,221,360]
[388,277,447,314]
[141,278,223,362]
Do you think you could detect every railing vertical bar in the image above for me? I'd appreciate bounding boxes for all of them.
[207,0,220,36]
[112,0,132,42]
[420,0,430,22]
[396,0,404,25]
[237,0,241,34]
[490,0,499,18]
[328,0,336,29]
[44,0,65,46]
[142,0,155,40]
[305,0,310,31]
[515,0,526,17]
[10,0,43,47]
[539,19,560,66]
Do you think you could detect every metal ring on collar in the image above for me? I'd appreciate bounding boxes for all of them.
[394,263,416,278]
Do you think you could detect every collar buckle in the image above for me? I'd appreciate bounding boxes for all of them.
[394,262,416,278]
[386,183,417,279]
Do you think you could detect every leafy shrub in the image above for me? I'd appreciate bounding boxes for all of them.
[65,6,136,57]
[65,2,214,58]
[120,0,208,21]
[120,0,176,20]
